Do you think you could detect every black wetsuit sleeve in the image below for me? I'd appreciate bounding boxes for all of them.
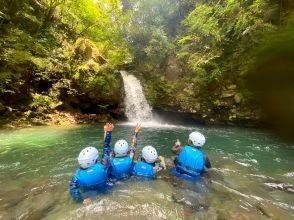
[205,156,212,169]
[69,175,83,203]
[101,131,112,165]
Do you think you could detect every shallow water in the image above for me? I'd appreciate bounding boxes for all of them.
[0,124,293,219]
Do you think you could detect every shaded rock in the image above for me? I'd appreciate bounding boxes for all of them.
[256,201,291,220]
[234,93,243,104]
[15,192,56,220]
[217,209,262,220]
[165,56,182,81]
[0,189,26,209]
[228,84,237,90]
[172,190,209,211]
[221,90,235,98]
[0,102,6,114]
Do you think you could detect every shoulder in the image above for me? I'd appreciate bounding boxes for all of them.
[92,163,105,170]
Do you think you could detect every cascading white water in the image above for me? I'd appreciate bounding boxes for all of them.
[120,71,153,122]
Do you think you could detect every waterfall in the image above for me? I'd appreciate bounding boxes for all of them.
[120,71,153,122]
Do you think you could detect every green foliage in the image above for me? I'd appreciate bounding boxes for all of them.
[0,0,293,124]
[0,0,130,117]
[30,93,62,110]
[177,0,278,85]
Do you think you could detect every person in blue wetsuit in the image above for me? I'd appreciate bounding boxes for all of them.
[69,123,114,203]
[171,131,212,181]
[132,145,166,179]
[109,123,141,180]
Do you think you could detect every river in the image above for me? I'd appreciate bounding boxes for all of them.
[0,124,293,219]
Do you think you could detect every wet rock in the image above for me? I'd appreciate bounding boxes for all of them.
[203,169,224,182]
[0,189,26,209]
[264,182,294,193]
[256,201,291,220]
[217,209,262,220]
[16,192,56,220]
[172,190,209,211]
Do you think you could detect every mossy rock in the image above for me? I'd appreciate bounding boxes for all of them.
[74,38,107,65]
[234,93,243,104]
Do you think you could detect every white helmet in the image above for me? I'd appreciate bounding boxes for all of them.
[189,131,206,147]
[114,139,129,157]
[142,145,158,163]
[78,146,99,169]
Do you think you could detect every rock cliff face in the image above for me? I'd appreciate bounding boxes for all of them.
[133,55,263,127]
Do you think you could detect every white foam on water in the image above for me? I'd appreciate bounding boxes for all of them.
[248,174,274,180]
[118,121,190,129]
[235,161,252,167]
[284,172,294,177]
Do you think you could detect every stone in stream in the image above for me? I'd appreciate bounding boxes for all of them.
[264,182,294,193]
[15,192,57,220]
[2,177,58,220]
[255,201,291,220]
[0,189,26,209]
[171,189,209,211]
[216,209,264,220]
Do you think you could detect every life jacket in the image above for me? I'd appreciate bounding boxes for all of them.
[132,161,155,178]
[110,156,133,179]
[76,163,107,188]
[174,145,204,177]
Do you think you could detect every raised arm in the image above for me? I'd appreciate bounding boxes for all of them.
[130,123,141,160]
[101,123,114,165]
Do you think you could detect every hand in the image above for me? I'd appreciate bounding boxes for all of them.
[104,123,114,132]
[175,139,181,146]
[158,156,166,170]
[158,155,164,161]
[134,123,141,133]
[83,198,91,205]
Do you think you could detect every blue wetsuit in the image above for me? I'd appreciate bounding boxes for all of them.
[109,132,138,180]
[132,160,156,179]
[171,145,205,181]
[109,156,134,180]
[69,131,112,202]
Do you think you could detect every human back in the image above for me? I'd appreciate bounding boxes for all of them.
[110,155,133,179]
[132,160,156,178]
[109,123,141,180]
[176,145,205,176]
[172,131,211,180]
[132,145,166,178]
[75,163,108,187]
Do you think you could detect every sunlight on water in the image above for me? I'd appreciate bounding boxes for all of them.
[0,124,293,219]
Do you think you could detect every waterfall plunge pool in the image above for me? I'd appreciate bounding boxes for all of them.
[0,124,293,219]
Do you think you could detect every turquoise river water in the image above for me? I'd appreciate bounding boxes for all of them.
[0,123,293,219]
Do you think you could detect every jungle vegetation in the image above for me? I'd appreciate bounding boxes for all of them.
[0,0,293,126]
